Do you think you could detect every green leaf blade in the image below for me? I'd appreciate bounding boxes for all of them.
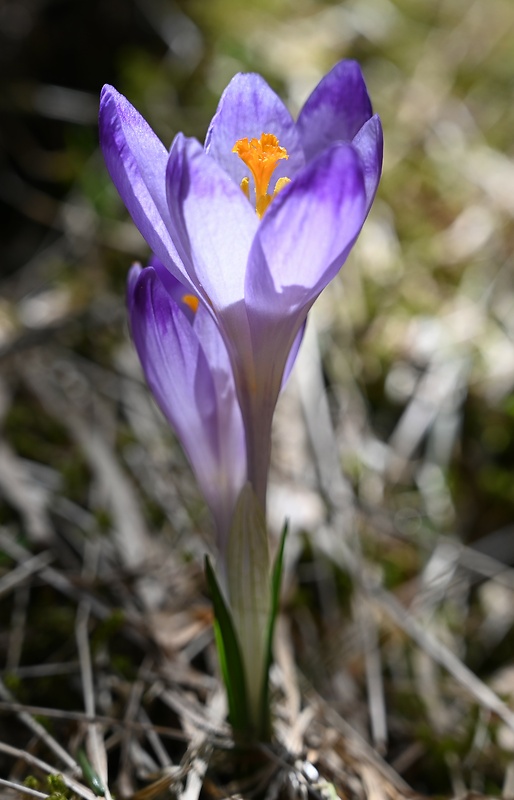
[205,555,251,737]
[259,519,288,738]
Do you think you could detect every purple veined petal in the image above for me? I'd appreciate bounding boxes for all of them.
[352,114,383,212]
[204,72,305,190]
[127,264,246,551]
[127,263,217,460]
[246,141,367,318]
[166,133,258,319]
[297,61,373,161]
[100,86,194,292]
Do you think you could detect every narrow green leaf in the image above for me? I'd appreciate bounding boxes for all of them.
[205,555,250,736]
[259,520,288,738]
[77,748,106,797]
[226,484,271,737]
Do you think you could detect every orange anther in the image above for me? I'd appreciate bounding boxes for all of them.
[233,133,289,218]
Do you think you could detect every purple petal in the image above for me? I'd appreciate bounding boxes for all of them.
[100,85,193,290]
[246,141,367,317]
[128,264,216,453]
[352,114,383,211]
[192,305,247,536]
[127,265,246,546]
[166,133,258,314]
[205,73,305,189]
[282,320,306,388]
[127,262,143,313]
[297,61,373,160]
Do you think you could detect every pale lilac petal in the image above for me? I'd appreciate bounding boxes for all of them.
[205,73,305,189]
[226,322,308,507]
[352,114,383,211]
[297,61,373,160]
[100,86,192,290]
[282,321,306,388]
[246,142,367,317]
[127,265,245,545]
[193,305,247,541]
[166,133,258,313]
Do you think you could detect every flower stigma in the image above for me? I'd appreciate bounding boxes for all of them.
[182,293,199,313]
[233,133,291,219]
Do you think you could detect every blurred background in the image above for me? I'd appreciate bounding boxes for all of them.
[2,0,514,795]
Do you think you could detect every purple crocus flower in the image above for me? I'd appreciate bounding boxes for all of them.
[100,61,382,510]
[127,259,246,555]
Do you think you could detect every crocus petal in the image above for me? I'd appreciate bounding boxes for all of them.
[282,321,306,388]
[192,306,247,537]
[127,263,217,458]
[297,61,373,160]
[100,86,193,291]
[205,72,305,188]
[246,141,367,318]
[127,264,245,547]
[166,133,257,360]
[352,114,383,211]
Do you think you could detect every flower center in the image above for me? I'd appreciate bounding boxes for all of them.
[232,133,291,219]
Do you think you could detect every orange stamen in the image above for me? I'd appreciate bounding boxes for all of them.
[233,133,289,218]
[182,293,199,313]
